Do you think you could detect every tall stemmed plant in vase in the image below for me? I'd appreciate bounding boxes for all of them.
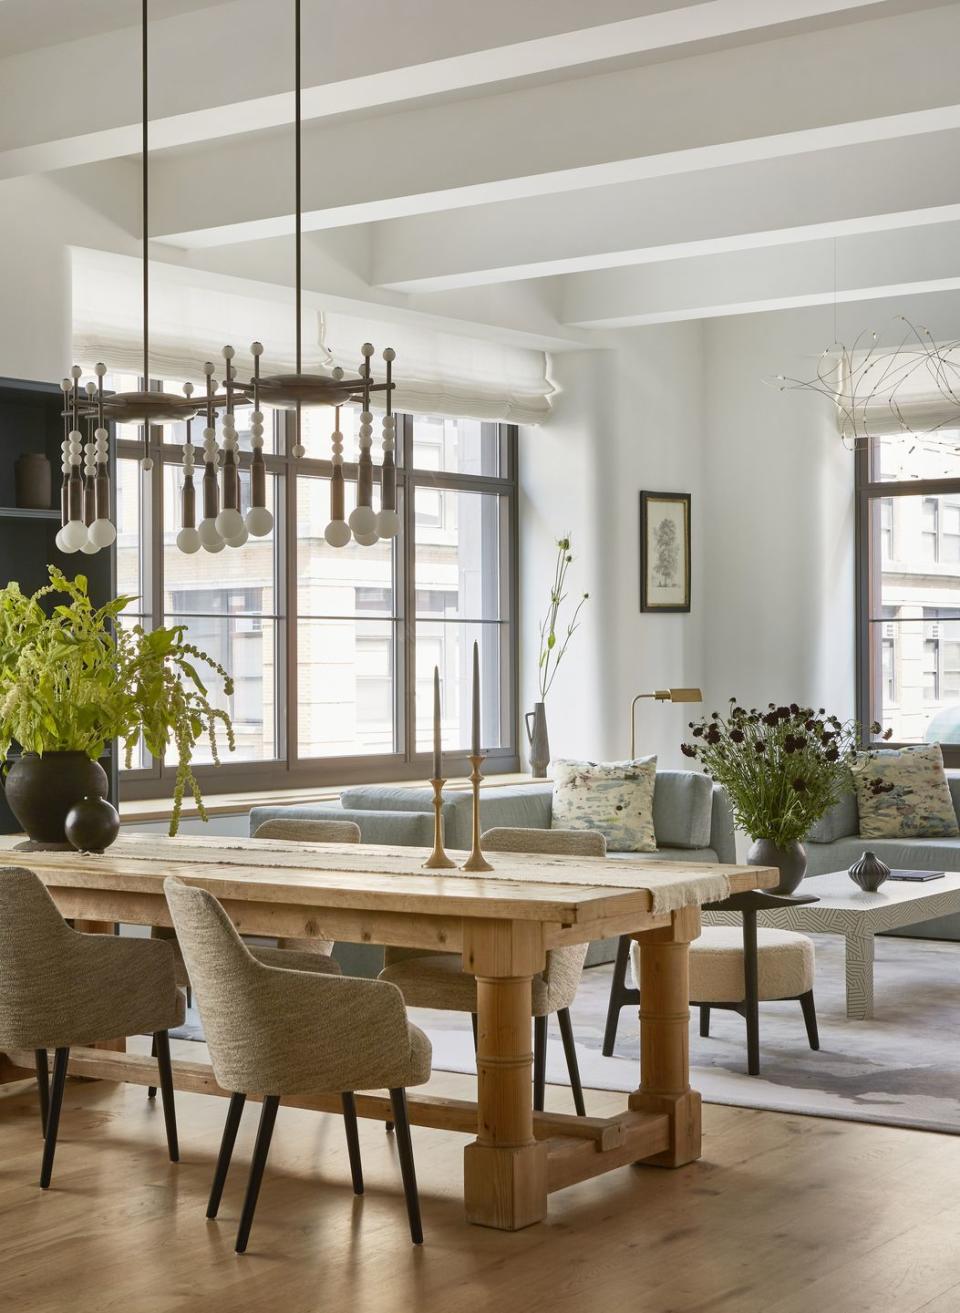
[528,536,589,778]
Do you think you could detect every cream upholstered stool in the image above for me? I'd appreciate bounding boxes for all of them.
[0,867,185,1188]
[165,876,430,1251]
[379,826,606,1117]
[629,890,820,1076]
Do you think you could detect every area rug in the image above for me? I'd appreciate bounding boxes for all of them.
[415,935,960,1134]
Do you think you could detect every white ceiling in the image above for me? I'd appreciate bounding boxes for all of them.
[2,0,959,346]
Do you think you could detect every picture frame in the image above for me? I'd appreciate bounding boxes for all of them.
[639,491,691,612]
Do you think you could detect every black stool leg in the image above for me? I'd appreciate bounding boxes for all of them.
[207,1092,246,1218]
[602,934,633,1057]
[533,1015,547,1112]
[471,1012,478,1055]
[341,1092,364,1195]
[385,1120,395,1133]
[39,1047,69,1189]
[556,1008,586,1117]
[699,1005,711,1038]
[742,910,761,1077]
[389,1088,422,1245]
[147,1034,157,1100]
[153,1031,179,1163]
[35,1050,49,1134]
[235,1095,279,1254]
[799,990,820,1051]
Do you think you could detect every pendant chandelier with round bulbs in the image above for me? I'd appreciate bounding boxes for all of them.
[59,0,398,558]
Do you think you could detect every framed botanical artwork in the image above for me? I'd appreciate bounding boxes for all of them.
[639,491,691,612]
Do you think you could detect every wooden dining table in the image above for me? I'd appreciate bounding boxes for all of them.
[0,833,775,1231]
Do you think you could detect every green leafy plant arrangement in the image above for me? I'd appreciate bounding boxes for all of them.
[681,699,891,846]
[0,567,235,835]
[537,535,589,701]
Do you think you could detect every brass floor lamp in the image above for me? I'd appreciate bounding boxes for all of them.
[629,687,703,759]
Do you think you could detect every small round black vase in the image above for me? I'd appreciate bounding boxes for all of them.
[4,752,109,844]
[65,793,120,854]
[848,850,890,892]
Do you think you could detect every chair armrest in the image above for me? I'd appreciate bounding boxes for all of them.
[249,945,341,975]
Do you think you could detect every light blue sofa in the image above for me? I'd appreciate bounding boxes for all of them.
[250,773,736,969]
[805,775,960,939]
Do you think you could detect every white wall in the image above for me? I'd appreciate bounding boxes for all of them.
[519,321,705,767]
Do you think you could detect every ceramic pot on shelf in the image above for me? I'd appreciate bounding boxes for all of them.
[746,837,807,895]
[3,751,109,845]
[524,702,551,779]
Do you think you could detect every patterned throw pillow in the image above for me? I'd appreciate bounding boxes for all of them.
[852,743,959,839]
[551,757,657,852]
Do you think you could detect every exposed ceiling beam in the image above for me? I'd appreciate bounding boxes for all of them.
[148,4,960,248]
[559,222,960,325]
[370,131,960,292]
[0,0,916,181]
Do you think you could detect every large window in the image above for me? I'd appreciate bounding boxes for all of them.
[857,435,960,760]
[114,391,518,797]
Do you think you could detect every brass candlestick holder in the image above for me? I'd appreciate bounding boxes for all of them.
[422,778,456,869]
[462,754,493,872]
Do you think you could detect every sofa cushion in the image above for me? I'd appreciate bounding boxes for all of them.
[551,757,657,852]
[249,805,434,847]
[652,770,714,849]
[806,790,859,843]
[341,783,555,850]
[804,834,960,878]
[853,743,959,839]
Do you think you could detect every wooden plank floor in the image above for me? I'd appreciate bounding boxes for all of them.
[3,1040,960,1313]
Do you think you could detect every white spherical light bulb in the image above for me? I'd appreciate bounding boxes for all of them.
[215,507,244,539]
[348,504,377,536]
[225,526,249,548]
[245,505,274,537]
[353,529,379,547]
[88,518,116,549]
[202,536,225,554]
[376,509,401,539]
[61,518,89,551]
[324,519,352,548]
[176,526,202,554]
[54,527,74,554]
[197,517,222,548]
[80,535,99,555]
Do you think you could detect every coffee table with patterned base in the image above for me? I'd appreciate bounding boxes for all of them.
[704,868,960,1019]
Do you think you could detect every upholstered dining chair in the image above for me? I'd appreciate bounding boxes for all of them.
[0,866,184,1188]
[628,888,821,1076]
[164,876,431,1251]
[378,826,606,1118]
[252,817,362,954]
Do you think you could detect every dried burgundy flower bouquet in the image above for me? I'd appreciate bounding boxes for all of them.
[681,699,892,846]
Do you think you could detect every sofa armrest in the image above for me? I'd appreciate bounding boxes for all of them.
[710,786,737,865]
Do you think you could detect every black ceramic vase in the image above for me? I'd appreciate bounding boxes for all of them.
[848,850,890,892]
[747,837,807,894]
[65,794,120,854]
[3,752,109,845]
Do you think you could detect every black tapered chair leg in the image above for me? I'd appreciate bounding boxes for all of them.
[533,1015,547,1112]
[699,1005,711,1038]
[35,1049,49,1134]
[153,1030,179,1163]
[556,1007,586,1117]
[341,1092,364,1195]
[742,910,761,1077]
[235,1095,280,1254]
[471,1012,478,1055]
[207,1092,246,1218]
[389,1088,422,1245]
[385,1120,395,1133]
[147,1033,157,1100]
[602,934,633,1057]
[799,990,820,1051]
[39,1047,69,1189]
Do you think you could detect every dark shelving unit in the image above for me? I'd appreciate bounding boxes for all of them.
[0,376,118,833]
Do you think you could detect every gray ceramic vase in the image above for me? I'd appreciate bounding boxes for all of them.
[525,702,550,779]
[747,837,807,894]
[848,850,890,892]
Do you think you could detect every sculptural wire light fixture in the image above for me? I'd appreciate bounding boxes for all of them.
[59,0,397,556]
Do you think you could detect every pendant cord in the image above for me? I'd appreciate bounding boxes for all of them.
[142,0,149,394]
[295,0,302,377]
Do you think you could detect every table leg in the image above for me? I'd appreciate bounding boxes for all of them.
[462,919,548,1230]
[628,905,701,1168]
[73,921,126,1053]
[844,933,875,1020]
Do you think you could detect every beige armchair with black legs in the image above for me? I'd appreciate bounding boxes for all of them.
[0,866,184,1189]
[252,817,362,953]
[379,826,606,1118]
[164,876,431,1252]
